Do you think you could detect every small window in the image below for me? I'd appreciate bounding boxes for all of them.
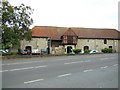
[87,39,89,42]
[109,46,112,49]
[104,39,107,44]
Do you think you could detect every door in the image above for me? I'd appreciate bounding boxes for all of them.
[67,46,72,54]
[25,46,32,55]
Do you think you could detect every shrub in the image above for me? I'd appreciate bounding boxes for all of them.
[108,48,112,53]
[101,48,113,53]
[73,49,81,54]
[84,50,91,53]
[101,48,108,53]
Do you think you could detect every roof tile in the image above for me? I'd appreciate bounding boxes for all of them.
[32,26,120,40]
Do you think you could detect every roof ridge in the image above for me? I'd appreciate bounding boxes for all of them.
[33,26,117,30]
[34,25,68,29]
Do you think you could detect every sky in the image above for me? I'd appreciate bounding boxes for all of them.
[8,0,119,30]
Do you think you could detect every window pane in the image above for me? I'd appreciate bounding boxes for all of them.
[67,36,73,44]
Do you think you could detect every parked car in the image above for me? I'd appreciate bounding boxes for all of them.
[89,50,98,54]
[32,49,40,55]
[20,50,28,55]
[69,51,75,55]
[0,49,9,54]
[80,50,84,54]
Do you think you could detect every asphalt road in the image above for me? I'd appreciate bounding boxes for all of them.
[1,53,118,88]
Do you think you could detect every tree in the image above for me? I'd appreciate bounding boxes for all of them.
[1,0,33,49]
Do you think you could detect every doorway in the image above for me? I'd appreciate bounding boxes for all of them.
[67,46,72,54]
[25,46,32,55]
[84,46,89,51]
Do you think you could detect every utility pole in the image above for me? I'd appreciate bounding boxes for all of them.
[47,38,51,54]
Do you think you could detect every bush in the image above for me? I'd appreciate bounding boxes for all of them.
[108,48,113,53]
[84,50,91,53]
[101,48,113,53]
[101,48,108,53]
[73,49,81,54]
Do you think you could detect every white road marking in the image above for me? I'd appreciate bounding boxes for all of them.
[2,61,43,66]
[34,65,47,68]
[100,58,109,60]
[64,61,84,64]
[58,73,72,77]
[1,65,47,72]
[113,64,118,66]
[100,66,108,69]
[84,60,91,62]
[24,79,44,84]
[83,69,93,72]
[64,60,91,65]
[9,67,34,71]
[0,70,9,72]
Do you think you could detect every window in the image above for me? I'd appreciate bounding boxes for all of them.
[104,39,107,44]
[93,50,96,53]
[109,46,112,49]
[87,39,89,42]
[62,35,77,45]
[67,36,73,44]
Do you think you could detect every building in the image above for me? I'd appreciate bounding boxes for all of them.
[20,26,120,54]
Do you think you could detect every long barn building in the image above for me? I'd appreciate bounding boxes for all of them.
[21,26,120,54]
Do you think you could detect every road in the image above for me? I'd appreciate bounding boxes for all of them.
[1,53,118,88]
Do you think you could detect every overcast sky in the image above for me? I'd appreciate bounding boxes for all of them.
[9,0,119,29]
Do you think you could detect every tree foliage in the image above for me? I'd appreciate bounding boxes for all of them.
[1,0,33,49]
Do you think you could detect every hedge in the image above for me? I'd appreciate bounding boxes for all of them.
[84,50,91,53]
[73,49,81,54]
[101,48,113,53]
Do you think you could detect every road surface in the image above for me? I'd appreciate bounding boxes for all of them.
[1,53,118,88]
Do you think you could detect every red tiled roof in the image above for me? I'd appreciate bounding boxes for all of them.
[32,26,120,40]
[63,28,77,36]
